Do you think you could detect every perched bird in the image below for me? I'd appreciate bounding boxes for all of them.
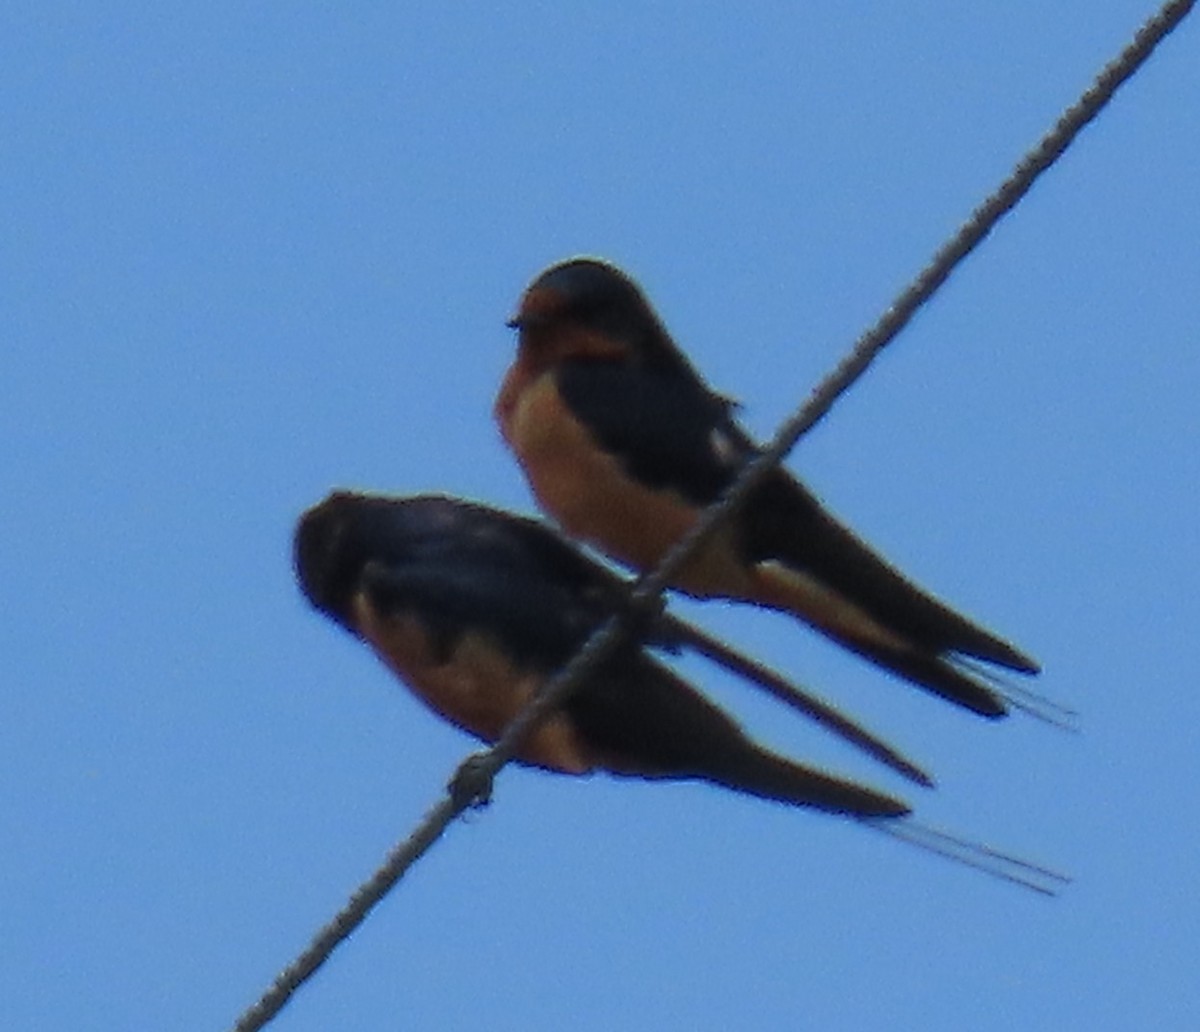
[293,491,1068,893]
[496,258,1039,719]
[294,490,907,817]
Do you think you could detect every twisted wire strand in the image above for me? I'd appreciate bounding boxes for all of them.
[230,4,1194,1028]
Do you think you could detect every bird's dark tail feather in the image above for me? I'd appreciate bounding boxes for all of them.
[847,641,1009,718]
[701,749,910,818]
[698,747,1069,896]
[846,637,1079,731]
[954,658,1080,731]
[861,816,1072,896]
[668,616,934,786]
[675,735,1067,895]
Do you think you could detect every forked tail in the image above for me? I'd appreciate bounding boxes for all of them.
[860,816,1071,896]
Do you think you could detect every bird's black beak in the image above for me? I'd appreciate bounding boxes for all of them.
[507,309,553,331]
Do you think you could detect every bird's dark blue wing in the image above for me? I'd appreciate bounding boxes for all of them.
[555,361,752,505]
[358,555,604,671]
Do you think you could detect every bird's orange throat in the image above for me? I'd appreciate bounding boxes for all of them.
[496,368,757,600]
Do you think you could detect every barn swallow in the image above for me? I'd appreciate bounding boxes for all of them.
[293,491,1068,893]
[295,490,910,817]
[496,258,1041,719]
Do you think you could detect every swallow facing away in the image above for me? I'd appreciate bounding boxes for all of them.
[496,258,1049,721]
[294,491,1068,892]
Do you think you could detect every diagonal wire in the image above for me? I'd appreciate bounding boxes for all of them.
[230,3,1194,1029]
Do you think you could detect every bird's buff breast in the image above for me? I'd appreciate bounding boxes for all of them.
[353,598,595,774]
[499,370,755,598]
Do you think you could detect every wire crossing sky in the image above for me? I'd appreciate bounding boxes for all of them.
[5,4,1197,1031]
[229,2,1194,1028]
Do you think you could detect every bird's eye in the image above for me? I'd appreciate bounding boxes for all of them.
[508,310,554,333]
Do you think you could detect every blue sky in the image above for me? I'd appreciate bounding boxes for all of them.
[4,4,1197,1029]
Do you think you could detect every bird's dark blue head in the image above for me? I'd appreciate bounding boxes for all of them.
[293,493,466,629]
[509,257,700,377]
[294,492,631,666]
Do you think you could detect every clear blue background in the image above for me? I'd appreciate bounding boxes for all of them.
[4,4,1196,1029]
